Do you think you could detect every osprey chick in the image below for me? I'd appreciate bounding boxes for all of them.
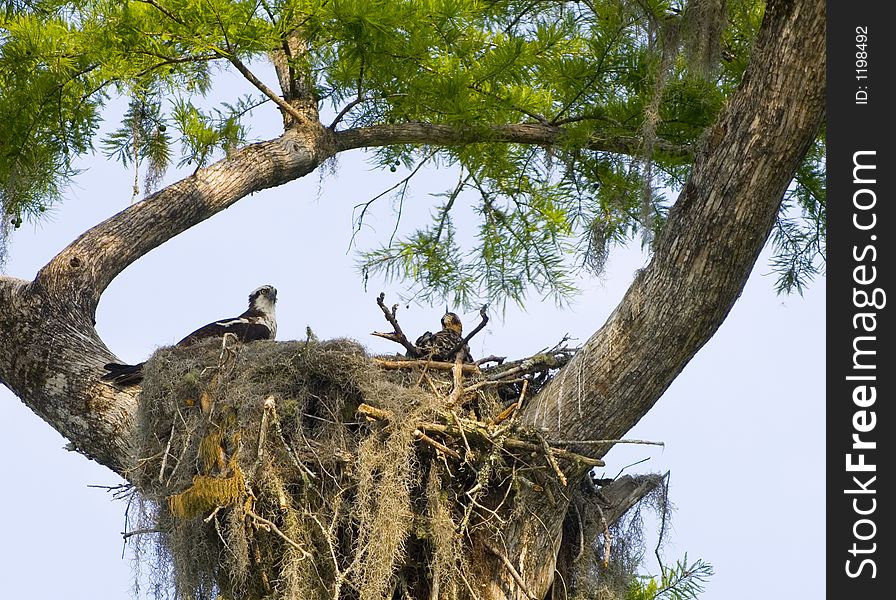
[415,312,473,363]
[102,285,278,386]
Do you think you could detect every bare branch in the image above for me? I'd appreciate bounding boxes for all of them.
[350,153,435,250]
[122,527,161,540]
[247,509,313,559]
[446,304,489,359]
[371,292,419,356]
[551,439,665,447]
[483,540,538,600]
[414,429,462,460]
[223,53,306,125]
[371,357,481,375]
[333,122,692,160]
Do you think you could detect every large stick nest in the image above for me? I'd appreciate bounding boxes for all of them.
[129,335,645,600]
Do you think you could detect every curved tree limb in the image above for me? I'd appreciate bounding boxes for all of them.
[35,130,326,313]
[2,130,331,471]
[334,122,692,160]
[527,0,825,445]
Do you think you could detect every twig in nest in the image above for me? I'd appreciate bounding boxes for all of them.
[465,485,506,525]
[551,440,666,447]
[482,540,537,600]
[255,397,272,462]
[247,509,312,559]
[449,409,474,463]
[358,402,393,422]
[550,438,665,447]
[535,431,567,487]
[482,349,576,381]
[495,436,604,467]
[372,292,419,355]
[422,372,444,398]
[457,568,482,600]
[246,396,275,481]
[515,378,529,411]
[199,332,241,380]
[88,483,135,499]
[218,332,240,367]
[356,403,605,467]
[249,537,273,594]
[309,512,347,594]
[166,424,193,487]
[414,362,433,389]
[212,509,231,551]
[265,396,318,481]
[446,355,466,408]
[121,527,161,540]
[547,334,574,353]
[475,354,506,366]
[490,379,529,428]
[372,357,480,374]
[594,502,612,569]
[158,420,177,483]
[463,377,524,395]
[572,502,586,563]
[414,429,462,460]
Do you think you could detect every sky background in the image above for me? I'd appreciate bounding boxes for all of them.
[0,70,824,599]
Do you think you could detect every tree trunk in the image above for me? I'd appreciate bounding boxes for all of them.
[484,0,825,597]
[0,0,824,597]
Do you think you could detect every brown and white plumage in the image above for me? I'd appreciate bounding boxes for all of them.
[102,285,278,386]
[175,285,277,345]
[414,312,473,363]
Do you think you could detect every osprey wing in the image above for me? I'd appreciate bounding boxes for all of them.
[102,318,272,386]
[102,285,277,387]
[101,362,145,385]
[415,330,435,348]
[177,317,273,346]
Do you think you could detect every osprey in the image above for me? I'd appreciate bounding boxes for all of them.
[414,311,473,363]
[102,285,278,385]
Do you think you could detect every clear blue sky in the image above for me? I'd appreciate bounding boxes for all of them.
[0,77,824,599]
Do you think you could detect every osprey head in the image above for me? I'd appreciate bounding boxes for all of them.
[249,285,277,315]
[441,312,463,335]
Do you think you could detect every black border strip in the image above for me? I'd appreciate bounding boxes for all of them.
[827,2,893,596]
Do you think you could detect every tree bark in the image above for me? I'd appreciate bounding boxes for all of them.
[333,122,692,161]
[0,0,824,597]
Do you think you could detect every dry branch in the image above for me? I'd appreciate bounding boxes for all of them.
[356,403,605,468]
[536,432,567,487]
[483,540,537,600]
[247,509,312,560]
[414,429,462,460]
[372,292,419,355]
[446,356,466,408]
[475,354,507,366]
[372,357,481,374]
[446,304,489,358]
[482,349,576,381]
